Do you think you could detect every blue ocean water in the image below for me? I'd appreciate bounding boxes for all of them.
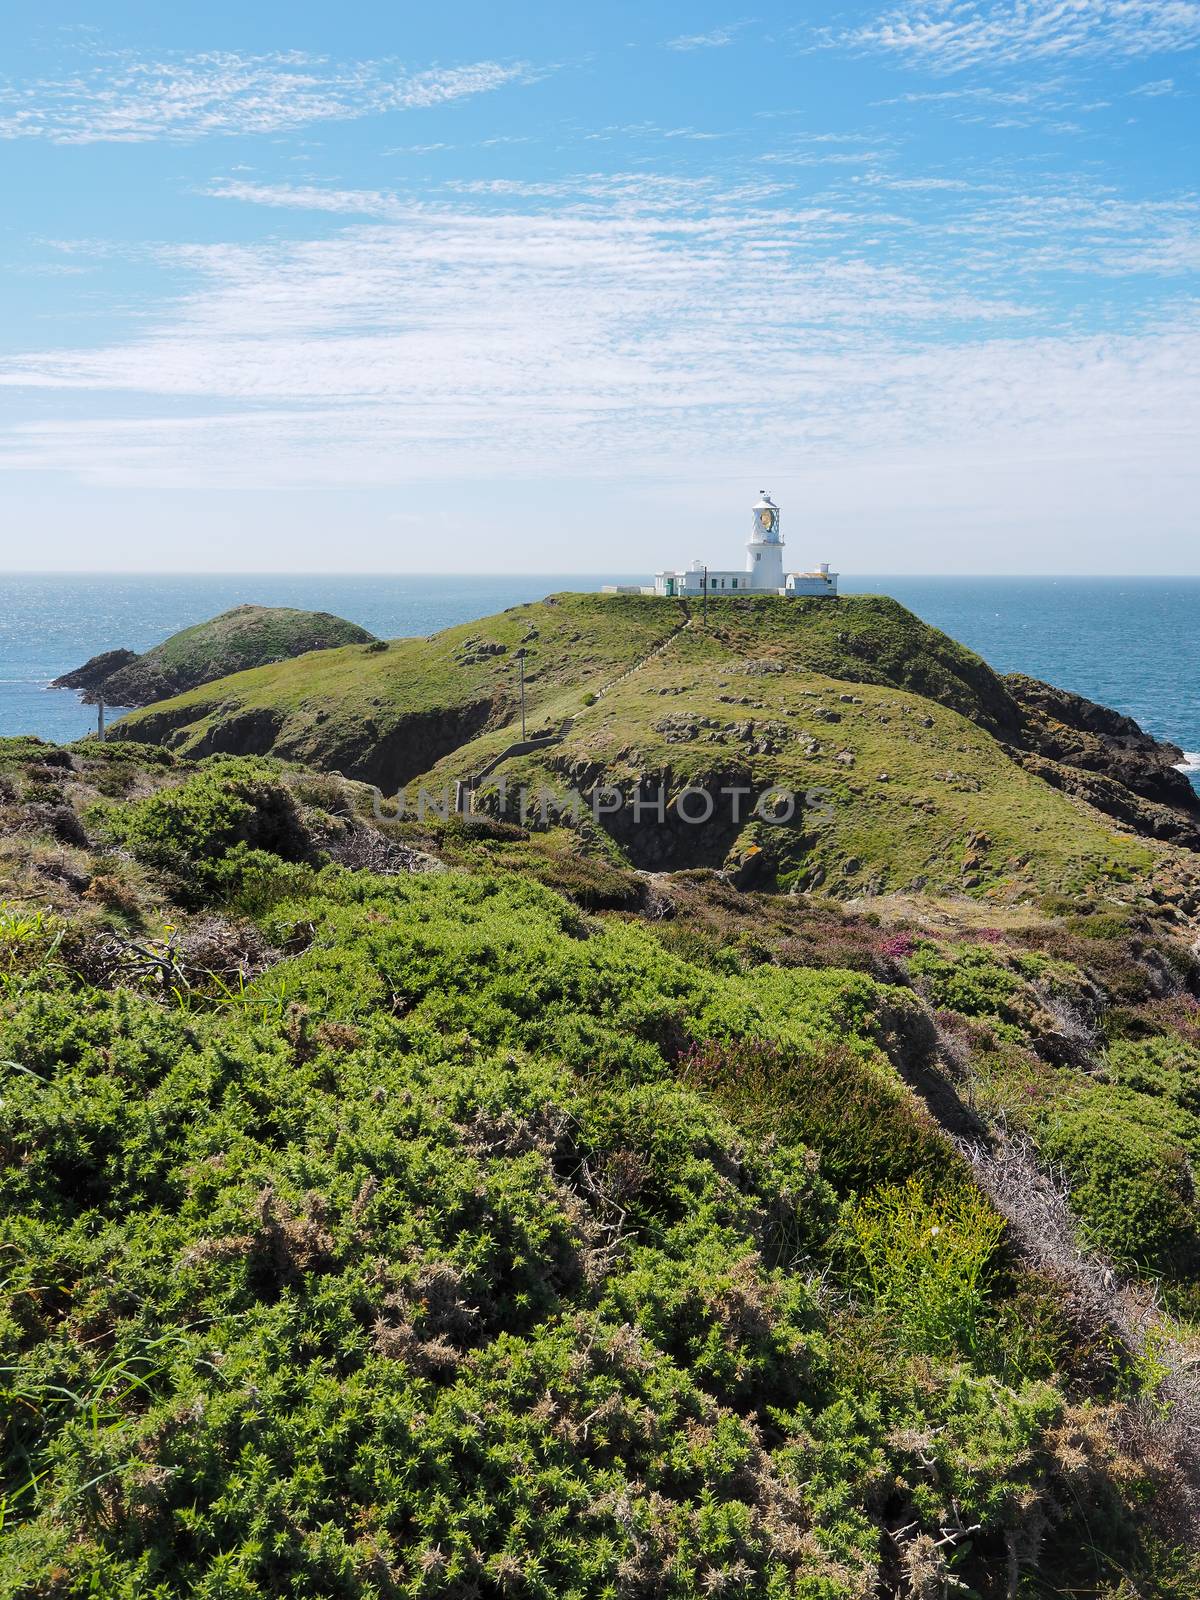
[1,575,1198,780]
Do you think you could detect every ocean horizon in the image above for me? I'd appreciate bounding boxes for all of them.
[3,572,1198,784]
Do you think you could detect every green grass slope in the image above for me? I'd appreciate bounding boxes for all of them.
[3,741,1200,1596]
[116,595,687,790]
[64,606,375,709]
[426,603,1160,901]
[118,594,1020,761]
[141,604,374,685]
[112,588,1200,902]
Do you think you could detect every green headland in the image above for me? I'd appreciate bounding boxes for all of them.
[52,603,375,710]
[4,589,1200,1596]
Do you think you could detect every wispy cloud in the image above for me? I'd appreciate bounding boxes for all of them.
[757,149,887,165]
[0,50,542,143]
[836,1,1200,71]
[2,171,1195,495]
[666,23,748,50]
[1130,76,1178,94]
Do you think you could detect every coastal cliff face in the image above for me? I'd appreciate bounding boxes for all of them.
[130,695,502,792]
[1006,672,1200,849]
[49,646,138,694]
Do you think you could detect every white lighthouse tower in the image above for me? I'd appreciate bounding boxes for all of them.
[643,488,838,599]
[746,491,784,591]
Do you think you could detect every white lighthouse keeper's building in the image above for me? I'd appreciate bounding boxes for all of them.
[651,492,838,599]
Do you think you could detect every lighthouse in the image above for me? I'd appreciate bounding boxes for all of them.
[643,490,839,599]
[746,491,784,591]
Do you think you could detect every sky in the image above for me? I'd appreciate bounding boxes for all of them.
[0,1,1197,576]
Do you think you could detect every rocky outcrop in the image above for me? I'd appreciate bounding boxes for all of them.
[1010,748,1200,850]
[97,660,180,708]
[51,648,138,696]
[1007,673,1200,849]
[123,695,501,797]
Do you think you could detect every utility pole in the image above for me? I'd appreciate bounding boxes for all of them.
[516,648,527,739]
[97,695,106,743]
[702,566,708,628]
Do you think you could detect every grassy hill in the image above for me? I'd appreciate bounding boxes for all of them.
[54,605,375,709]
[119,592,1197,903]
[3,735,1200,1594]
[117,593,1020,758]
[117,594,684,787]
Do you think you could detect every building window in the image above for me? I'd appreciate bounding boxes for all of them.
[732,579,738,589]
[755,552,761,562]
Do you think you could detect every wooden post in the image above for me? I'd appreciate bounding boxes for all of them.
[517,649,527,740]
[97,695,106,743]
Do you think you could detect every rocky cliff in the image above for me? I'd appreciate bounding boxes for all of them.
[1006,672,1200,848]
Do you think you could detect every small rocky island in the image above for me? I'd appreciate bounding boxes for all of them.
[52,603,375,709]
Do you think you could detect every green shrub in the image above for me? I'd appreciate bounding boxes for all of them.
[1105,1034,1200,1117]
[520,843,645,910]
[908,942,1023,1024]
[842,1177,1007,1357]
[1039,1094,1199,1273]
[1,776,1195,1596]
[679,1035,962,1197]
[1064,911,1132,942]
[91,758,310,905]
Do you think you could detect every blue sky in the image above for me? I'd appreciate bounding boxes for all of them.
[0,1,1197,574]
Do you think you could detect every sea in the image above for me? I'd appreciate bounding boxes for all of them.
[1,573,1198,785]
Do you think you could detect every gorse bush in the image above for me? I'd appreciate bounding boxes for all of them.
[679,1033,963,1199]
[1,732,1198,1596]
[1105,1034,1200,1116]
[90,757,311,905]
[0,926,996,1596]
[907,941,1024,1027]
[0,861,1167,1597]
[1038,1093,1199,1274]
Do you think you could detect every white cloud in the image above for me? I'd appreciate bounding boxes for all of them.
[1130,76,1178,93]
[838,1,1200,71]
[1,172,1195,497]
[876,175,978,188]
[0,51,541,143]
[666,24,747,50]
[757,149,888,165]
[949,187,1200,275]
